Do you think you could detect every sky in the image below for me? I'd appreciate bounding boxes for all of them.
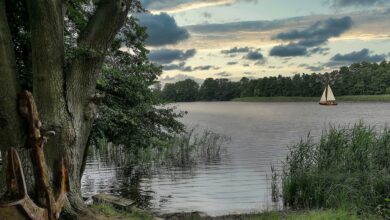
[135,0,390,84]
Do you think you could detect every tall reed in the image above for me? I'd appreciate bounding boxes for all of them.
[160,128,230,167]
[279,122,390,217]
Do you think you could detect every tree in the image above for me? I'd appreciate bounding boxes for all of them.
[0,0,149,219]
[200,78,218,101]
[173,79,199,102]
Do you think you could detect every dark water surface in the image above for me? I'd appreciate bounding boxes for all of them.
[81,102,390,216]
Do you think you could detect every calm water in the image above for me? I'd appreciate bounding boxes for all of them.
[81,102,390,216]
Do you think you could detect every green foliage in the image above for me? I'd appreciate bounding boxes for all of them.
[162,79,200,102]
[279,123,390,218]
[92,203,153,220]
[240,209,360,220]
[91,16,184,153]
[162,61,390,102]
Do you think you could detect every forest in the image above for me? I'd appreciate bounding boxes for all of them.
[160,61,390,102]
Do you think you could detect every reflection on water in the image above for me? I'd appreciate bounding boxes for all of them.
[81,102,390,216]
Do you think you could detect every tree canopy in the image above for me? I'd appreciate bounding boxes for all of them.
[160,61,390,102]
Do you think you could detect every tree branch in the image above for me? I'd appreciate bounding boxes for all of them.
[65,0,133,169]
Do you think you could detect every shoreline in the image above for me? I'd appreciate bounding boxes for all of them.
[232,94,390,102]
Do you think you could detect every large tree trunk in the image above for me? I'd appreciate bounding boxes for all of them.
[0,0,134,219]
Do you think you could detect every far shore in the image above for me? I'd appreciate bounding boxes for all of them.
[232,94,390,102]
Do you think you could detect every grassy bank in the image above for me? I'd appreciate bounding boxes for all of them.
[233,94,390,102]
[91,204,362,220]
[90,203,154,220]
[276,123,390,219]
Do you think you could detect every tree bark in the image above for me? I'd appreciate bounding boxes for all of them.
[0,0,27,193]
[1,0,135,219]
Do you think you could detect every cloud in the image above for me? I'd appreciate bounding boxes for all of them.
[275,16,353,47]
[270,16,352,57]
[215,71,232,77]
[330,0,388,7]
[221,46,251,54]
[141,0,258,13]
[160,74,204,85]
[193,65,219,70]
[148,49,196,64]
[244,50,264,60]
[309,47,330,55]
[227,61,238,65]
[137,13,189,46]
[299,64,324,72]
[243,71,255,75]
[188,19,285,33]
[163,63,219,72]
[269,44,308,57]
[163,62,193,72]
[328,49,386,66]
[182,9,390,50]
[203,12,212,18]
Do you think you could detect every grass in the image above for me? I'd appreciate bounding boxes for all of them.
[232,94,390,102]
[274,122,390,219]
[91,203,153,220]
[162,209,361,220]
[91,203,363,220]
[241,209,360,220]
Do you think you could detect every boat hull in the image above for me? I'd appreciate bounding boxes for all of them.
[319,101,337,106]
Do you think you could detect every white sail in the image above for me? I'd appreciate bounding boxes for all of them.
[319,88,327,103]
[326,85,336,101]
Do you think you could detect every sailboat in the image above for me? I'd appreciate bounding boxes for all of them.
[319,84,337,105]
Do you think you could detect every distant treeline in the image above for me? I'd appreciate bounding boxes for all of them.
[160,61,390,102]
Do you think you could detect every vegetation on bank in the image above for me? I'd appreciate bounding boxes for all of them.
[159,61,390,102]
[233,94,390,102]
[91,203,153,220]
[91,203,361,220]
[274,122,390,219]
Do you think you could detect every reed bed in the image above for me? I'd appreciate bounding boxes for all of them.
[275,122,390,218]
[160,129,230,167]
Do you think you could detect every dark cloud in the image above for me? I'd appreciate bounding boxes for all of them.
[193,65,219,70]
[244,50,264,61]
[309,47,330,55]
[275,16,353,47]
[141,0,193,11]
[137,13,189,46]
[188,19,284,33]
[221,47,251,54]
[269,44,308,57]
[227,61,238,65]
[270,17,352,57]
[299,64,324,72]
[149,49,196,64]
[163,62,193,72]
[163,63,219,72]
[331,0,387,7]
[215,71,231,77]
[329,49,386,65]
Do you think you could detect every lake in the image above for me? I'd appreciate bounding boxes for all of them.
[81,101,390,216]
